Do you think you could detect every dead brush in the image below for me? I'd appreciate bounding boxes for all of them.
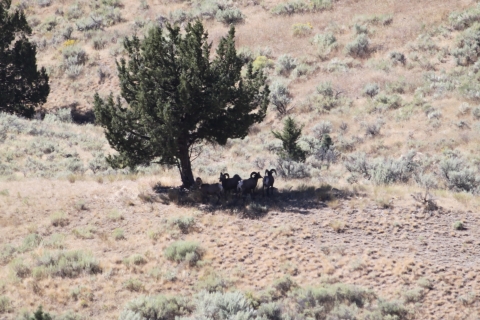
[411,188,438,212]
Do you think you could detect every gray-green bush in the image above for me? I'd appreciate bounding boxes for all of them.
[345,34,369,58]
[164,241,203,266]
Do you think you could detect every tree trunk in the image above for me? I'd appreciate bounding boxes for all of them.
[177,143,195,189]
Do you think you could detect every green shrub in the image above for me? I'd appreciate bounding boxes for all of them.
[363,83,379,98]
[73,226,95,239]
[473,106,480,119]
[50,211,69,227]
[252,56,274,70]
[272,276,296,296]
[417,277,433,290]
[0,245,16,264]
[402,287,424,303]
[271,0,308,15]
[194,291,254,319]
[196,272,229,293]
[449,4,480,30]
[373,94,402,112]
[170,216,195,234]
[10,258,30,278]
[344,34,369,58]
[275,54,297,75]
[113,228,125,240]
[344,151,418,185]
[0,296,12,313]
[216,8,244,25]
[378,299,409,319]
[453,220,465,230]
[164,241,204,266]
[271,0,331,15]
[42,233,66,249]
[107,210,123,221]
[452,24,480,66]
[292,22,313,37]
[118,295,192,320]
[257,302,283,320]
[20,233,42,252]
[439,156,480,193]
[124,254,147,266]
[291,63,312,78]
[269,81,291,115]
[36,250,102,278]
[390,51,406,65]
[123,278,144,292]
[311,32,337,60]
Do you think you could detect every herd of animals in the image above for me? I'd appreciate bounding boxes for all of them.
[195,169,277,202]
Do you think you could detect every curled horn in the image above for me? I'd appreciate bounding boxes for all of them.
[250,172,257,178]
[224,173,230,178]
[265,169,269,176]
[270,169,277,175]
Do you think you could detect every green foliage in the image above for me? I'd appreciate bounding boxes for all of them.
[123,278,144,292]
[42,233,66,249]
[292,22,312,37]
[310,82,346,112]
[0,0,50,117]
[453,220,465,230]
[452,23,480,66]
[36,250,102,278]
[30,306,53,320]
[194,291,254,319]
[113,228,125,240]
[363,83,379,98]
[0,244,16,264]
[311,32,337,60]
[449,4,480,30]
[439,156,480,193]
[252,55,274,70]
[373,94,403,112]
[345,151,418,185]
[344,34,370,58]
[272,117,306,162]
[170,216,195,234]
[215,8,244,25]
[0,296,11,314]
[118,295,192,320]
[269,81,291,115]
[20,233,42,252]
[275,54,297,75]
[50,211,69,227]
[291,283,376,318]
[164,241,204,266]
[94,21,268,187]
[271,0,331,15]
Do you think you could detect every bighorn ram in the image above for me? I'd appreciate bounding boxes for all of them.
[237,172,263,198]
[219,173,242,197]
[195,177,223,203]
[263,169,277,196]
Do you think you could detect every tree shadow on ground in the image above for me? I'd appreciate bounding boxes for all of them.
[152,184,355,219]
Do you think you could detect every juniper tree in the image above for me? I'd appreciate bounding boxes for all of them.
[272,116,306,162]
[0,0,50,118]
[94,21,269,188]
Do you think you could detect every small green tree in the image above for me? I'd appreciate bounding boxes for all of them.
[30,306,52,320]
[0,0,50,118]
[272,116,306,162]
[94,21,269,187]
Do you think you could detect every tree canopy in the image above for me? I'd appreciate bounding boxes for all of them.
[0,0,50,118]
[94,21,269,187]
